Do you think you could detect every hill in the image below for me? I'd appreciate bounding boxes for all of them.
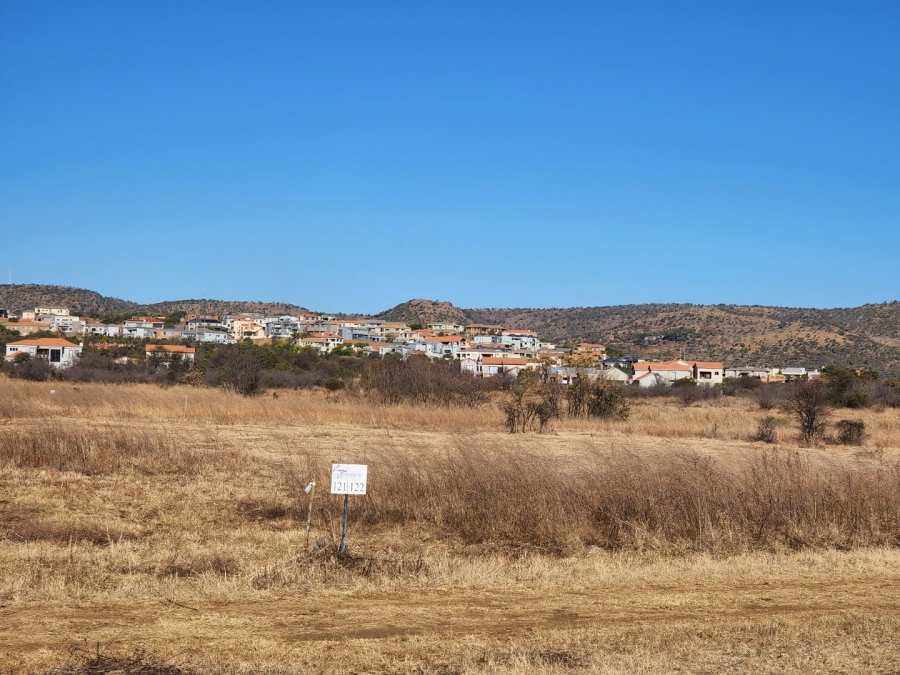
[0,284,136,316]
[136,299,310,318]
[0,285,310,320]
[376,299,470,326]
[463,302,900,374]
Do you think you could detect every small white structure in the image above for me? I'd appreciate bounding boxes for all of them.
[5,338,83,368]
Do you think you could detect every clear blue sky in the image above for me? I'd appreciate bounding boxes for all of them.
[2,1,898,313]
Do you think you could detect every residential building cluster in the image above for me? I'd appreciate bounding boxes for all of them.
[1,305,823,383]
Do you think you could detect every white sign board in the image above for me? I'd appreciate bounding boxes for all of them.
[331,463,368,495]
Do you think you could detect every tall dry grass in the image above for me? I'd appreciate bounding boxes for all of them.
[4,378,900,448]
[287,442,900,556]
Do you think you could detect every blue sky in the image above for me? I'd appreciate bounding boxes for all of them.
[2,2,898,313]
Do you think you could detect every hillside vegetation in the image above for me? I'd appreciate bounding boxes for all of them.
[375,298,469,326]
[464,303,900,373]
[0,284,135,316]
[0,285,309,320]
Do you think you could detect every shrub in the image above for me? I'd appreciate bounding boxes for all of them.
[834,419,866,446]
[323,377,345,391]
[782,380,832,445]
[750,416,781,444]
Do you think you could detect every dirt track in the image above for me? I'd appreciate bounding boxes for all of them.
[3,575,898,656]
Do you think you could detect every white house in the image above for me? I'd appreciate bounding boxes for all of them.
[182,328,235,343]
[632,359,694,383]
[83,322,122,337]
[690,361,724,386]
[50,314,84,334]
[423,335,467,358]
[501,330,540,351]
[725,366,774,380]
[479,356,527,378]
[633,372,671,388]
[5,338,83,368]
[146,344,196,367]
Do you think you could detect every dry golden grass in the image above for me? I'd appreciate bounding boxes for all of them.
[2,377,900,673]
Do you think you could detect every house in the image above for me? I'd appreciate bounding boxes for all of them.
[690,361,724,386]
[182,328,235,343]
[465,324,505,337]
[548,366,603,385]
[632,359,694,383]
[262,316,301,338]
[725,366,773,380]
[50,315,83,334]
[781,367,809,382]
[633,372,671,388]
[479,356,527,378]
[185,316,226,331]
[423,335,467,357]
[21,307,69,321]
[5,338,83,368]
[298,332,344,353]
[501,330,540,351]
[0,319,50,336]
[123,317,165,339]
[145,344,196,365]
[428,323,465,334]
[574,343,607,357]
[600,367,631,382]
[83,321,122,337]
[230,319,266,340]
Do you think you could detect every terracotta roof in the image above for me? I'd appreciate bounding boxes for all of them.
[482,357,528,365]
[7,338,81,348]
[428,335,464,343]
[691,361,723,369]
[146,345,195,354]
[635,360,692,372]
[1,320,48,327]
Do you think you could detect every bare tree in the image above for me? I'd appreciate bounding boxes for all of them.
[783,379,832,445]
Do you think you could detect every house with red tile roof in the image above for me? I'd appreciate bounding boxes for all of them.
[5,338,83,368]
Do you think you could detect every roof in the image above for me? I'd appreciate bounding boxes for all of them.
[1,319,48,327]
[691,361,723,369]
[146,345,196,354]
[635,359,692,372]
[482,357,528,365]
[428,335,464,343]
[7,338,81,348]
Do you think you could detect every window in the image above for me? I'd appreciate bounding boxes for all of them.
[50,349,61,363]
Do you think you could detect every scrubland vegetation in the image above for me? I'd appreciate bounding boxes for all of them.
[3,377,900,673]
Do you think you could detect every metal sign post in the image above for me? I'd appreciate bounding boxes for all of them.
[331,463,368,553]
[303,481,316,549]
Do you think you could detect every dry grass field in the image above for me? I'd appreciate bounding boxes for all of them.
[2,378,900,674]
